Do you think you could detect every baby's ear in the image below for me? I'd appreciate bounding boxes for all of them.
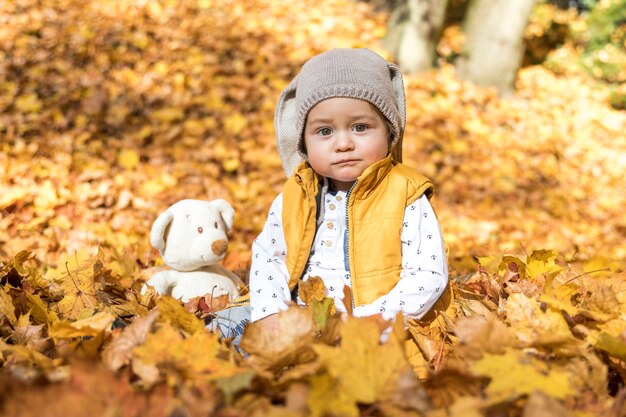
[210,199,235,232]
[150,210,174,253]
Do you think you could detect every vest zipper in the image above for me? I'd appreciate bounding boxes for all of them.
[344,181,357,311]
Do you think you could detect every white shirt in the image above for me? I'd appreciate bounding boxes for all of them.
[249,192,448,322]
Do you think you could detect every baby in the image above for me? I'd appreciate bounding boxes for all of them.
[248,48,448,333]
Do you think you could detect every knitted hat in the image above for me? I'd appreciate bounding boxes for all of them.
[274,48,406,176]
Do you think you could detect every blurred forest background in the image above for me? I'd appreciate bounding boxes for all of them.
[1,0,626,415]
[2,0,626,277]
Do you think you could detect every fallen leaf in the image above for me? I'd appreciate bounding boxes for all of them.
[471,349,572,401]
[240,306,318,382]
[156,296,206,335]
[48,311,115,340]
[102,310,159,371]
[313,317,410,406]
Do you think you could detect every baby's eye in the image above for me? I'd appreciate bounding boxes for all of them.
[197,227,203,234]
[318,127,332,136]
[353,124,368,133]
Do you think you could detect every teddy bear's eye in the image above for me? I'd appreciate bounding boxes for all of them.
[214,222,218,229]
[197,227,203,234]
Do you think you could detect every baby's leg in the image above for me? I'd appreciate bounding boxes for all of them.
[205,305,251,349]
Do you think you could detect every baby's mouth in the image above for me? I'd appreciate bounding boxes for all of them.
[334,159,359,165]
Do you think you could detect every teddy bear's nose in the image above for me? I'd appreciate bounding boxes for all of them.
[211,239,228,256]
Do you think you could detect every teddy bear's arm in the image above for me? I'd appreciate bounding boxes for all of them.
[144,270,177,295]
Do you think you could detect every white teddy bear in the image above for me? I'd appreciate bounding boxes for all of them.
[144,199,241,303]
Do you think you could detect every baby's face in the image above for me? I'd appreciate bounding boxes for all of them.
[303,97,389,191]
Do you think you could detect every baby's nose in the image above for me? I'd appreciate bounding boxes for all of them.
[335,131,354,150]
[211,239,228,256]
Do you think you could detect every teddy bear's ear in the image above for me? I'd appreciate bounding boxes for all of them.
[211,199,235,232]
[150,210,174,253]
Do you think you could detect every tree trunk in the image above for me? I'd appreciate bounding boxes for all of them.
[455,0,536,96]
[384,0,448,73]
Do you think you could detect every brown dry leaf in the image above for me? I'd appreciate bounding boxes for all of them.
[378,368,432,416]
[0,339,64,373]
[102,310,159,372]
[298,276,327,304]
[505,293,584,354]
[522,390,572,417]
[407,319,451,372]
[0,360,178,417]
[11,313,52,353]
[453,315,519,360]
[240,306,318,382]
[298,277,336,329]
[184,293,230,316]
[425,396,484,417]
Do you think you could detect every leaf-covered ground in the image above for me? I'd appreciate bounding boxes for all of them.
[1,0,626,416]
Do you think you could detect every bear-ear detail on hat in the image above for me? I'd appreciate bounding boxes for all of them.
[388,62,405,163]
[150,209,174,253]
[274,74,302,177]
[210,199,235,232]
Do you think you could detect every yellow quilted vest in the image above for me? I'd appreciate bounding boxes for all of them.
[282,154,434,306]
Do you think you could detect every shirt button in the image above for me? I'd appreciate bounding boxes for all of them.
[329,204,336,210]
[336,195,343,201]
[327,222,334,230]
[326,240,332,247]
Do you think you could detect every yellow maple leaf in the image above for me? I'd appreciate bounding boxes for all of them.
[472,349,571,401]
[24,291,59,326]
[505,293,580,352]
[0,286,17,326]
[0,187,30,210]
[47,250,99,320]
[156,296,206,335]
[223,113,247,135]
[308,373,360,417]
[132,322,242,385]
[577,276,620,322]
[15,93,42,113]
[539,283,580,316]
[477,253,504,276]
[222,158,240,172]
[312,317,410,406]
[150,107,184,123]
[117,148,140,170]
[587,320,626,361]
[505,293,572,344]
[48,311,115,340]
[525,250,563,281]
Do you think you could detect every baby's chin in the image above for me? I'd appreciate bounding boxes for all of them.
[329,178,357,191]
